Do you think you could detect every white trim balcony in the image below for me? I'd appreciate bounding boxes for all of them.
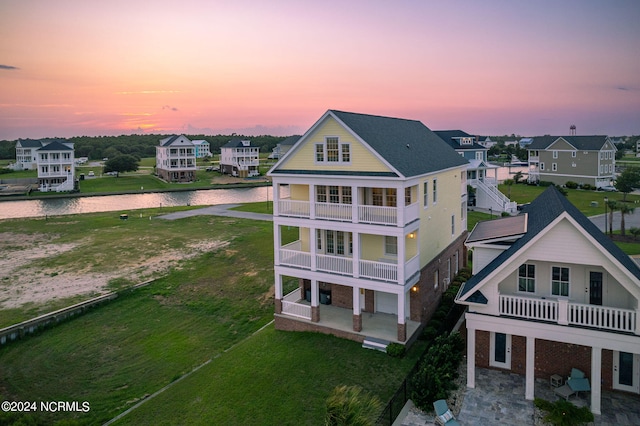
[279,241,311,269]
[278,200,310,218]
[359,259,397,282]
[317,254,353,275]
[281,290,311,320]
[499,294,637,333]
[316,203,352,221]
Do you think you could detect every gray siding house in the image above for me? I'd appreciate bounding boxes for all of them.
[527,136,616,188]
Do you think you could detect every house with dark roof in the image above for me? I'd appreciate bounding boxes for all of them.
[220,139,259,177]
[435,130,516,214]
[456,186,640,414]
[268,110,469,345]
[31,140,75,192]
[527,136,616,188]
[156,135,196,182]
[269,135,301,159]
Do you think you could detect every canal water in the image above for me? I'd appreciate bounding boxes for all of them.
[0,186,271,220]
[0,166,526,220]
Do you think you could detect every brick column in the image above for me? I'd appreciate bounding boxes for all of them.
[275,298,282,314]
[397,323,407,342]
[311,306,320,323]
[353,314,362,332]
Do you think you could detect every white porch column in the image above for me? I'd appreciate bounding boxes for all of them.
[591,347,602,415]
[272,182,279,216]
[525,336,535,400]
[397,184,405,227]
[352,185,359,223]
[310,226,317,271]
[273,224,281,265]
[274,273,283,300]
[311,279,319,307]
[398,233,405,285]
[353,286,362,332]
[467,326,476,389]
[557,299,569,325]
[352,232,360,278]
[309,184,316,219]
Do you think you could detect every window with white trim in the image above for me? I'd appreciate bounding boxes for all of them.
[518,264,535,293]
[405,187,412,206]
[552,163,557,171]
[540,163,545,171]
[451,214,455,235]
[384,236,397,256]
[433,178,437,204]
[553,150,558,159]
[551,266,569,297]
[572,151,576,158]
[315,137,350,164]
[475,151,483,160]
[423,181,428,207]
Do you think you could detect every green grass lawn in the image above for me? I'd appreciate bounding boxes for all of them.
[0,211,420,425]
[77,170,224,193]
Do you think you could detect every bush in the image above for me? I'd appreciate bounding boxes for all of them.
[386,342,406,358]
[534,398,594,425]
[580,183,593,190]
[539,181,554,187]
[420,325,439,341]
[325,385,382,426]
[410,333,465,411]
[565,181,579,189]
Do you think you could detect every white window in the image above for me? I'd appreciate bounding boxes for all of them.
[433,178,437,204]
[553,150,558,159]
[315,144,324,162]
[423,181,428,207]
[316,185,327,203]
[384,236,397,256]
[552,163,557,171]
[518,264,535,293]
[315,137,350,164]
[540,163,545,171]
[326,137,339,162]
[572,151,577,158]
[451,214,455,235]
[475,151,483,160]
[551,266,570,297]
[341,144,350,162]
[405,187,412,206]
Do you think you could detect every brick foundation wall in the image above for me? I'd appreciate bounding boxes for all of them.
[274,314,365,343]
[409,232,468,323]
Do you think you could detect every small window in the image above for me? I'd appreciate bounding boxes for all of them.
[540,162,545,171]
[552,163,557,171]
[423,181,428,207]
[434,269,439,289]
[326,137,339,162]
[451,214,455,235]
[384,236,397,256]
[572,151,576,158]
[518,264,535,292]
[551,266,570,297]
[553,150,558,159]
[341,144,350,162]
[315,144,324,162]
[433,178,437,204]
[316,185,327,203]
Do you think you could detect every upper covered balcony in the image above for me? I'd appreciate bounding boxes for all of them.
[275,183,419,227]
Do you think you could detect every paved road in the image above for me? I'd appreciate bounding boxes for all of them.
[589,206,640,232]
[157,204,273,222]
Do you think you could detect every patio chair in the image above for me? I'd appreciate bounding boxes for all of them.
[433,399,460,426]
[567,368,591,397]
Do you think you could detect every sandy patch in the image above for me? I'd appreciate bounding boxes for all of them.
[0,233,229,309]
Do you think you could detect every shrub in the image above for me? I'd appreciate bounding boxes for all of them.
[534,398,594,425]
[386,343,406,358]
[565,181,578,189]
[501,211,510,217]
[580,183,593,190]
[421,325,439,341]
[410,333,465,411]
[325,385,382,426]
[539,181,554,187]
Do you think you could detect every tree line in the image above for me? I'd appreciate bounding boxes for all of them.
[0,134,288,161]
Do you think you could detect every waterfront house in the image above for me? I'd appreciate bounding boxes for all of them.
[435,130,516,214]
[13,139,45,171]
[220,139,259,177]
[36,140,75,192]
[456,186,640,414]
[156,135,197,182]
[268,110,469,345]
[527,136,616,188]
[192,140,212,158]
[269,135,301,159]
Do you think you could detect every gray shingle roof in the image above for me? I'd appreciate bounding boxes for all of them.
[222,138,256,148]
[160,135,182,146]
[16,140,45,148]
[458,186,640,301]
[330,110,467,177]
[527,136,610,151]
[280,135,302,146]
[37,140,73,151]
[434,130,487,151]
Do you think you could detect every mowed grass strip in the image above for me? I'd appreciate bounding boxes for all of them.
[113,326,425,426]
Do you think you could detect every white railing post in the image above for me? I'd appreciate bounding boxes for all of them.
[557,299,569,325]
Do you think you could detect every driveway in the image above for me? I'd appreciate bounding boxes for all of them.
[156,204,273,222]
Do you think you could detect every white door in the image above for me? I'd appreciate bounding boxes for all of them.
[490,332,512,369]
[613,351,640,393]
[375,292,397,314]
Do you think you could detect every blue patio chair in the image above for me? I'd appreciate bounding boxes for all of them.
[433,399,460,426]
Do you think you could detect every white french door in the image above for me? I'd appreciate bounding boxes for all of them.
[490,332,511,369]
[613,351,640,393]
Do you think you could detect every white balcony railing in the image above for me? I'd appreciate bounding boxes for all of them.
[278,200,310,218]
[281,290,311,320]
[279,241,311,268]
[358,205,396,225]
[316,254,353,275]
[499,295,637,333]
[404,254,420,280]
[315,203,352,221]
[359,259,397,282]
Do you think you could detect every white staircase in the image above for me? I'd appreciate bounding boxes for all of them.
[362,336,390,352]
[474,179,517,214]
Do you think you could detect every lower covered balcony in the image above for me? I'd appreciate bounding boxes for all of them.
[499,294,639,334]
[276,279,421,344]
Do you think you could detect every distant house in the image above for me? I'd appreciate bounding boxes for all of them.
[504,140,518,147]
[220,139,259,177]
[435,130,516,213]
[192,140,212,158]
[519,138,534,148]
[476,136,497,149]
[527,136,616,188]
[156,135,197,182]
[13,140,44,170]
[457,186,640,414]
[269,110,469,345]
[36,140,75,192]
[269,135,301,159]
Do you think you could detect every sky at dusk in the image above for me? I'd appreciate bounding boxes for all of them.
[1,0,639,140]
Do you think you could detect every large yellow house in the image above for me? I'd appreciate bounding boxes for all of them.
[268,110,469,345]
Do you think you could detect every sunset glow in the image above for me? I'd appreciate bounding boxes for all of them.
[1,0,639,139]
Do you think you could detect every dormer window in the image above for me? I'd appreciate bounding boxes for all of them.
[315,137,351,164]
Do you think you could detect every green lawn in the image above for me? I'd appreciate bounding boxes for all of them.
[0,211,421,425]
[77,170,224,193]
